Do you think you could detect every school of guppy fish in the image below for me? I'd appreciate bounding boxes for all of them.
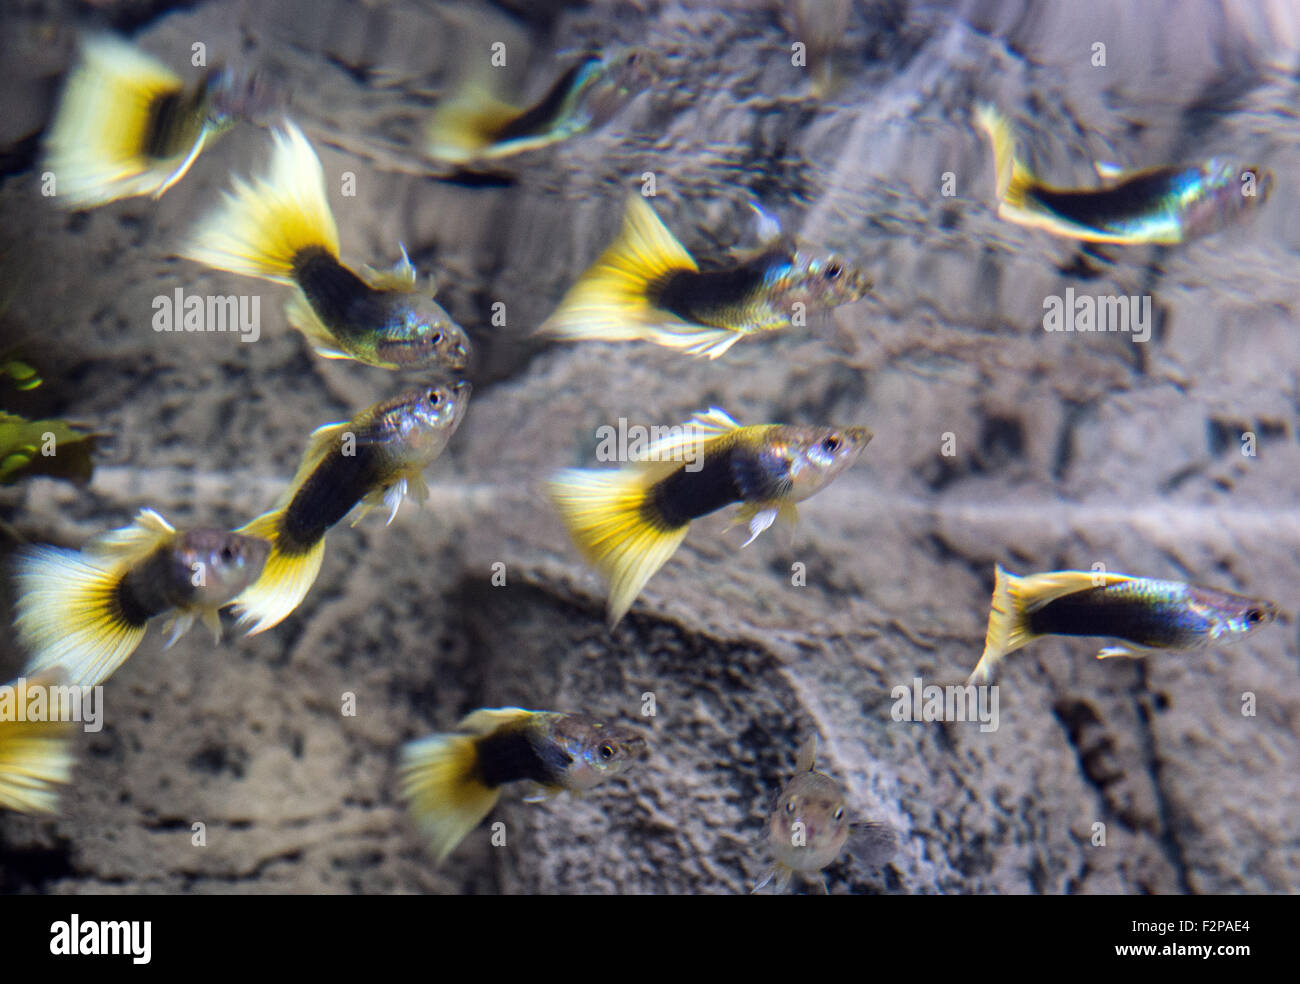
[0,23,1282,894]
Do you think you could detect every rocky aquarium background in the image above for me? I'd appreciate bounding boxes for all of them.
[1,0,1297,894]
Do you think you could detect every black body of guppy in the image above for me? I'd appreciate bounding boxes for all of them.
[472,724,572,788]
[141,77,213,159]
[276,443,386,556]
[643,436,790,530]
[1026,167,1196,233]
[491,58,596,144]
[1027,587,1217,649]
[648,248,790,327]
[291,246,403,350]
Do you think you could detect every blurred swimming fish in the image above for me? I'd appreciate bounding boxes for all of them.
[967,565,1279,685]
[754,735,894,895]
[975,104,1273,245]
[425,47,655,165]
[538,196,871,359]
[547,407,870,626]
[786,0,853,98]
[0,674,76,815]
[231,382,469,635]
[400,707,647,864]
[15,510,271,688]
[182,123,470,372]
[43,34,270,209]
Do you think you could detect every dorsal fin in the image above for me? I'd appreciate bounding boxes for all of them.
[796,734,818,773]
[82,508,176,565]
[457,707,536,736]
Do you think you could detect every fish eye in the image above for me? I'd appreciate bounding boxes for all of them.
[824,262,842,281]
[821,435,842,454]
[427,389,442,405]
[785,799,796,814]
[430,331,444,346]
[220,545,235,562]
[1246,608,1265,625]
[599,743,616,760]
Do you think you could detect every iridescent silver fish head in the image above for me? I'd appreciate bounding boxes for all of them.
[385,381,471,467]
[171,529,272,608]
[1181,160,1273,240]
[767,771,851,874]
[552,713,648,791]
[1192,586,1278,643]
[773,424,872,502]
[384,299,472,373]
[205,64,280,128]
[580,46,659,125]
[785,251,873,311]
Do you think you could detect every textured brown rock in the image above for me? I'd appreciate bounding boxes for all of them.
[1,0,1297,894]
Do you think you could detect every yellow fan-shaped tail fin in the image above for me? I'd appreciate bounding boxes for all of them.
[228,511,325,636]
[0,710,76,815]
[400,730,502,864]
[182,122,340,285]
[538,196,698,346]
[43,34,193,208]
[425,81,524,164]
[547,464,691,627]
[15,545,147,688]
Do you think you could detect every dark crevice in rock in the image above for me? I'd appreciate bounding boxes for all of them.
[1132,664,1192,894]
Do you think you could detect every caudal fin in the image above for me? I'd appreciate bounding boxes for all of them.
[974,104,1036,212]
[966,564,1036,686]
[425,81,523,164]
[0,714,76,815]
[547,463,691,627]
[182,122,339,285]
[227,511,325,636]
[400,729,503,864]
[43,35,203,208]
[967,565,1133,684]
[14,509,179,687]
[538,196,700,348]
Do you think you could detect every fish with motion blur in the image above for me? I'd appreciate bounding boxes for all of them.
[43,33,271,209]
[400,707,647,864]
[0,672,77,815]
[539,196,871,359]
[426,47,656,165]
[975,104,1273,245]
[548,407,871,626]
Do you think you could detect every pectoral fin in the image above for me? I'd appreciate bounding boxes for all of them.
[1096,645,1150,660]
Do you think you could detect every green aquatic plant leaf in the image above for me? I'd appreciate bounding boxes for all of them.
[0,412,99,485]
[0,358,42,391]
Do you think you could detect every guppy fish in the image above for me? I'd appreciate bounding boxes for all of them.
[0,673,76,815]
[14,510,271,688]
[231,382,470,635]
[975,105,1273,245]
[547,407,871,626]
[43,33,269,209]
[400,707,647,864]
[181,123,471,373]
[538,196,872,359]
[425,47,655,165]
[967,565,1279,685]
[753,735,896,895]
